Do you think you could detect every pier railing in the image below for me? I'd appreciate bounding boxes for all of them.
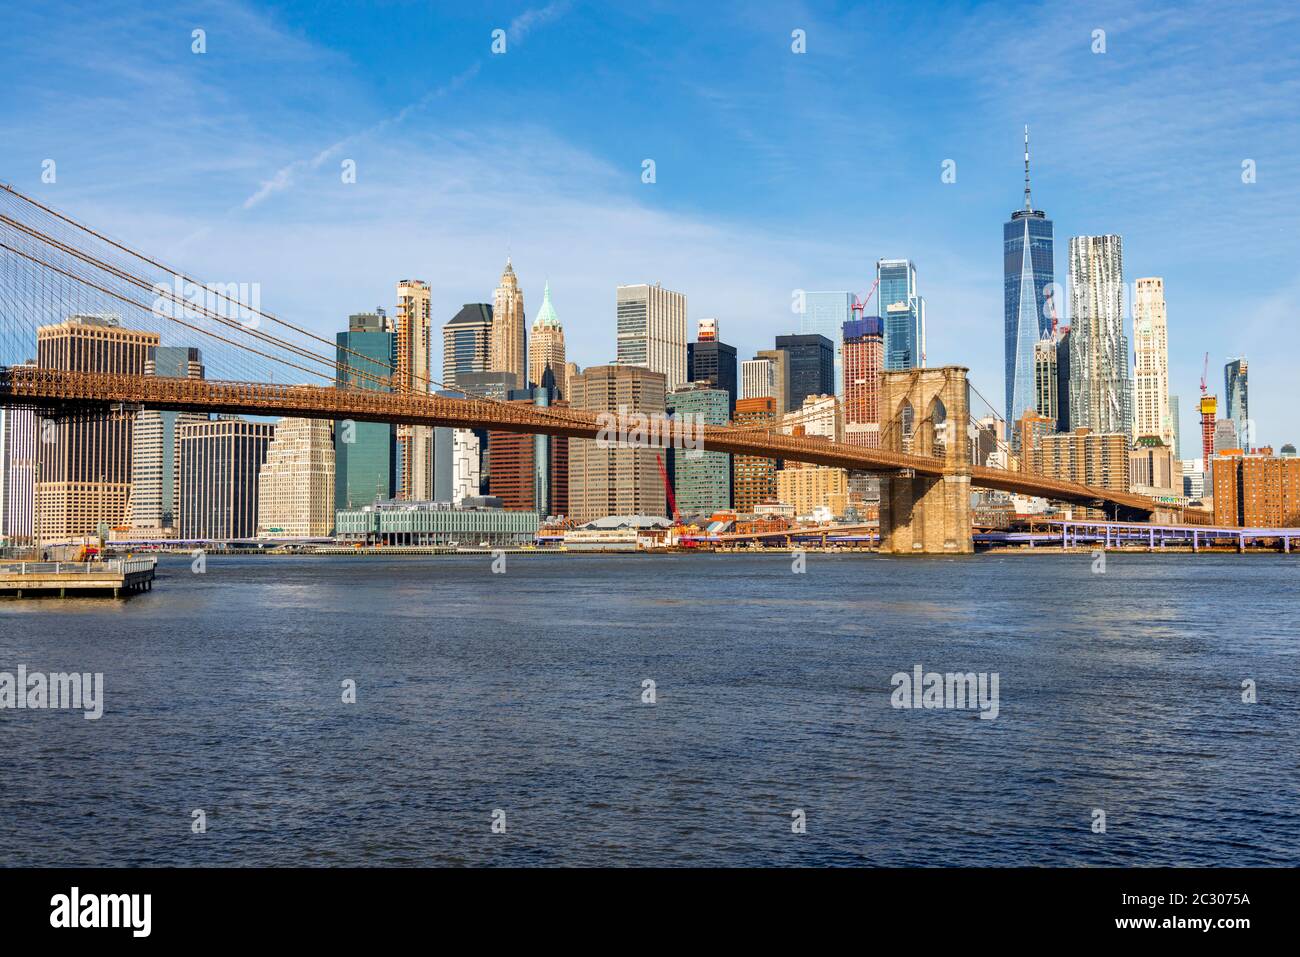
[0,558,156,576]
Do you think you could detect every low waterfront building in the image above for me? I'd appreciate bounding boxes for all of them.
[335,497,539,546]
[561,515,674,551]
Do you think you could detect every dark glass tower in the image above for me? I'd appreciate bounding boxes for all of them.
[774,333,835,411]
[687,338,738,415]
[1003,126,1055,435]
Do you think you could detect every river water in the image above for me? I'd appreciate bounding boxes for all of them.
[1,552,1296,866]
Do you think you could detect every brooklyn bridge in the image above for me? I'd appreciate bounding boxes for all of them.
[0,182,1191,553]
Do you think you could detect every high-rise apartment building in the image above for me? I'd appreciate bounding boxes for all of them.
[801,291,853,395]
[615,283,687,391]
[0,393,36,545]
[1067,235,1131,437]
[1003,128,1054,428]
[128,346,206,532]
[877,259,925,371]
[785,393,842,442]
[843,316,883,449]
[755,348,791,413]
[177,417,274,540]
[451,429,481,504]
[667,385,731,515]
[732,396,778,512]
[395,280,432,500]
[741,358,775,402]
[1021,427,1131,505]
[491,259,526,384]
[1225,358,1249,451]
[1212,451,1300,527]
[257,418,335,537]
[527,281,566,395]
[1133,277,1174,447]
[35,315,158,544]
[686,319,737,414]
[774,334,834,411]
[567,365,668,522]
[336,310,397,510]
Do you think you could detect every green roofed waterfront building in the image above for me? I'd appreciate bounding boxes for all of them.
[335,497,539,546]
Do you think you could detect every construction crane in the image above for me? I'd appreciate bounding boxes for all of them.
[850,277,880,320]
[1199,351,1217,463]
[656,453,680,525]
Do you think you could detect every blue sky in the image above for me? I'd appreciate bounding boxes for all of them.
[3,0,1299,447]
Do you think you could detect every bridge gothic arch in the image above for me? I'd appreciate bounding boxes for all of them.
[878,367,973,555]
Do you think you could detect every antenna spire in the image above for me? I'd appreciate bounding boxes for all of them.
[1023,125,1033,211]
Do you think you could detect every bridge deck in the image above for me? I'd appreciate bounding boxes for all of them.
[1,366,1164,515]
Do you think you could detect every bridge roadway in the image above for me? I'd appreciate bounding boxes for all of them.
[1,366,1165,516]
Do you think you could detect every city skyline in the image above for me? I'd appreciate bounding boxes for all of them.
[2,1,1296,451]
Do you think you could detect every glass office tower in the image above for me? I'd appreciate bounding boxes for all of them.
[1003,127,1055,432]
[335,310,397,509]
[877,259,925,371]
[801,291,853,395]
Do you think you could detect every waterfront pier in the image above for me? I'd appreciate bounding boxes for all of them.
[0,558,157,598]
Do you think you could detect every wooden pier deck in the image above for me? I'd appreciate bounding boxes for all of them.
[0,558,157,598]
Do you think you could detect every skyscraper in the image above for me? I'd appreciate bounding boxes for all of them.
[741,358,775,402]
[877,259,925,371]
[491,259,526,384]
[843,316,884,448]
[801,291,853,395]
[257,418,335,537]
[686,318,738,414]
[773,334,834,411]
[755,348,791,414]
[335,310,396,509]
[0,391,36,545]
[35,315,158,544]
[1225,357,1249,451]
[1003,127,1054,428]
[1033,337,1059,428]
[667,385,731,515]
[527,281,566,395]
[128,346,206,532]
[395,279,432,500]
[567,365,668,522]
[615,283,687,391]
[732,396,778,512]
[442,303,493,390]
[177,417,274,540]
[1067,235,1131,437]
[1169,394,1182,459]
[1133,277,1174,447]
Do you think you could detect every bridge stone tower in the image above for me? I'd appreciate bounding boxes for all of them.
[878,366,973,555]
